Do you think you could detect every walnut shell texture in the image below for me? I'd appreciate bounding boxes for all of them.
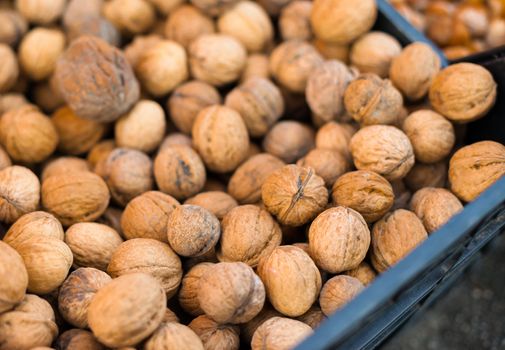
[4,211,63,249]
[178,262,215,316]
[319,275,364,316]
[0,241,28,313]
[251,316,312,350]
[315,121,355,160]
[188,315,240,350]
[297,148,349,187]
[165,5,215,49]
[262,121,315,164]
[144,322,204,350]
[185,191,238,220]
[42,157,90,181]
[344,262,376,286]
[279,1,313,41]
[296,306,326,329]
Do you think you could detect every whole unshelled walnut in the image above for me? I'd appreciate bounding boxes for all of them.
[319,275,364,316]
[449,141,505,202]
[124,34,163,67]
[405,161,447,192]
[315,121,355,160]
[103,0,155,35]
[0,44,18,93]
[185,191,238,220]
[310,0,377,44]
[263,121,315,163]
[309,206,370,273]
[165,5,215,49]
[88,273,167,348]
[189,315,240,350]
[54,36,140,123]
[345,262,377,286]
[297,306,326,329]
[55,329,105,350]
[4,211,64,248]
[87,140,115,171]
[242,54,270,82]
[0,241,28,313]
[16,0,66,24]
[178,262,215,316]
[280,1,313,41]
[0,10,28,46]
[145,322,204,350]
[251,317,312,350]
[297,148,349,187]
[262,165,328,227]
[371,209,428,272]
[429,63,497,123]
[198,262,265,324]
[313,39,350,63]
[0,166,40,224]
[350,125,415,181]
[332,170,394,223]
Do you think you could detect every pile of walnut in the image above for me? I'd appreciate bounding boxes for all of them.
[1,0,505,349]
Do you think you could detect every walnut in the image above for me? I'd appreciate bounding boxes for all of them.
[242,54,270,82]
[4,211,64,248]
[185,191,238,220]
[16,0,66,24]
[88,273,167,348]
[350,125,415,181]
[0,241,28,313]
[0,44,18,92]
[391,179,412,211]
[310,0,377,44]
[371,209,428,272]
[189,315,240,350]
[218,205,281,266]
[165,5,215,49]
[296,306,326,329]
[279,1,312,41]
[405,161,448,192]
[41,171,110,226]
[54,36,140,123]
[178,262,215,316]
[449,141,505,202]
[297,148,349,187]
[0,145,11,171]
[87,140,115,171]
[0,9,28,46]
[198,262,265,324]
[189,0,239,16]
[319,275,364,316]
[192,105,250,173]
[65,222,123,271]
[315,121,355,161]
[309,206,370,273]
[42,157,90,182]
[313,39,350,63]
[0,93,29,115]
[0,166,40,224]
[103,0,156,35]
[344,262,377,286]
[154,145,206,200]
[240,305,282,344]
[146,0,183,14]
[160,133,194,150]
[58,268,111,329]
[124,34,163,67]
[486,18,505,48]
[144,322,204,350]
[263,121,315,163]
[33,79,65,113]
[55,329,105,350]
[344,74,403,126]
[251,317,312,350]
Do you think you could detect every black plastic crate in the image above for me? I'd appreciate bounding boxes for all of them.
[296,1,505,349]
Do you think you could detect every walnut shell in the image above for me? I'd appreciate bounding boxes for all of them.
[198,262,265,324]
[103,0,156,35]
[16,0,66,24]
[429,63,497,123]
[87,139,115,170]
[0,145,11,171]
[4,211,63,248]
[344,262,377,286]
[449,141,505,202]
[313,39,350,63]
[164,5,215,49]
[144,322,204,350]
[55,329,105,350]
[405,161,448,192]
[160,133,194,150]
[241,54,270,82]
[189,315,240,350]
[0,10,28,46]
[42,157,90,181]
[309,206,370,273]
[190,0,239,16]
[58,268,112,329]
[107,238,182,298]
[319,275,364,316]
[350,125,415,181]
[0,166,40,224]
[124,34,163,67]
[0,44,18,93]
[240,305,282,344]
[315,121,355,160]
[371,209,428,272]
[297,148,349,187]
[185,191,238,220]
[251,317,312,350]
[331,170,394,223]
[263,121,315,163]
[178,262,215,316]
[0,241,28,313]
[296,306,326,329]
[88,273,167,348]
[279,1,313,41]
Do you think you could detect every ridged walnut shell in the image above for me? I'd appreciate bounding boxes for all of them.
[315,121,355,161]
[42,157,90,181]
[178,262,215,316]
[144,322,204,350]
[251,317,312,350]
[185,191,238,220]
[319,275,364,316]
[4,211,63,249]
[0,166,40,224]
[344,262,377,286]
[0,241,28,313]
[262,121,315,164]
[279,1,313,41]
[297,148,349,187]
[164,5,215,49]
[189,315,240,350]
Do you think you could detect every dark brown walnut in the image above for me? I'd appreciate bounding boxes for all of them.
[4,211,64,249]
[42,157,90,181]
[449,141,505,202]
[228,153,285,204]
[121,191,180,242]
[185,191,238,220]
[344,262,377,286]
[189,0,239,16]
[58,268,112,329]
[404,161,448,192]
[0,166,40,224]
[296,306,326,329]
[332,170,394,223]
[107,238,182,298]
[371,209,428,272]
[87,139,115,171]
[144,322,204,350]
[240,305,283,344]
[279,1,313,41]
[178,262,215,316]
[315,121,355,161]
[65,222,123,271]
[198,262,265,324]
[54,36,140,123]
[55,329,105,350]
[165,5,215,49]
[0,9,28,46]
[251,317,312,350]
[189,315,240,350]
[262,165,328,227]
[297,148,349,187]
[263,121,315,163]
[218,205,281,266]
[319,275,364,316]
[42,171,110,226]
[168,205,221,257]
[154,145,206,200]
[0,241,28,313]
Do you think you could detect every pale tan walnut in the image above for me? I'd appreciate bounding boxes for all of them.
[449,141,505,202]
[306,60,357,126]
[58,268,111,329]
[185,191,238,220]
[263,121,315,163]
[217,205,281,266]
[225,77,284,137]
[103,0,155,35]
[124,34,163,67]
[154,145,206,200]
[297,148,349,187]
[65,222,123,271]
[0,44,18,93]
[107,238,182,298]
[165,5,215,49]
[189,34,247,86]
[147,0,184,14]
[371,209,428,272]
[0,10,28,47]
[0,241,28,313]
[319,275,364,316]
[309,206,370,273]
[313,39,350,63]
[269,40,323,93]
[257,245,321,317]
[87,140,115,170]
[429,63,497,123]
[41,171,110,226]
[168,205,220,257]
[486,18,505,48]
[251,317,312,350]
[344,262,377,286]
[192,105,250,173]
[242,54,270,82]
[0,93,29,115]
[121,191,180,242]
[262,165,328,227]
[331,170,394,223]
[310,0,377,44]
[0,294,58,350]
[178,262,215,316]
[168,80,222,135]
[405,161,447,192]
[350,125,415,181]
[0,166,40,224]
[16,0,66,24]
[42,157,90,181]
[160,133,194,151]
[218,1,273,53]
[189,0,238,16]
[144,322,204,350]
[198,262,265,324]
[0,106,58,163]
[315,121,355,161]
[88,273,166,348]
[410,187,463,234]
[296,306,326,329]
[4,211,64,248]
[344,74,404,126]
[279,1,313,41]
[189,315,240,350]
[55,329,105,350]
